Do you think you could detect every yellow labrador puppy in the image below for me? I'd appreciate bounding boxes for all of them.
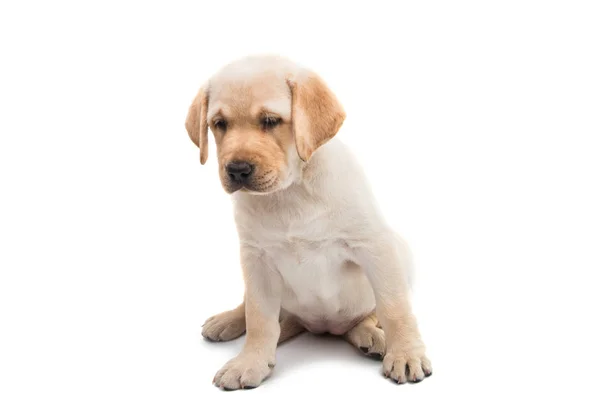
[185,55,432,390]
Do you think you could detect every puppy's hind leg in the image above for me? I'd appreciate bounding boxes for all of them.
[278,311,305,344]
[202,303,246,342]
[344,312,386,360]
[202,304,305,344]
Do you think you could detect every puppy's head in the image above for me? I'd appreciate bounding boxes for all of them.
[185,55,345,194]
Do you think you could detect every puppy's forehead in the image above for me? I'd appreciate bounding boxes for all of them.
[207,66,293,120]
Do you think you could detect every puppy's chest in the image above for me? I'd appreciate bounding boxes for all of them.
[243,203,357,301]
[266,235,353,302]
[257,213,350,271]
[267,236,350,273]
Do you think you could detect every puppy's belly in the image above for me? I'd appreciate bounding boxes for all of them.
[297,315,367,336]
[269,242,376,335]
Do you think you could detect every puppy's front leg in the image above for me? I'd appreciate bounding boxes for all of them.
[212,248,281,391]
[358,234,432,384]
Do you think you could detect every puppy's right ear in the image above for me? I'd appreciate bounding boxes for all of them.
[185,87,209,165]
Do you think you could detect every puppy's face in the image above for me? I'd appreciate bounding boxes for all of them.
[185,56,346,195]
[208,72,297,194]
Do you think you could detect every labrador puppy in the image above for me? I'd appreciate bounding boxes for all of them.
[185,55,432,390]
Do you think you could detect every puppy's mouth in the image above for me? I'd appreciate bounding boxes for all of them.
[224,171,279,195]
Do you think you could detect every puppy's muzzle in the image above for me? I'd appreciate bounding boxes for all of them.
[226,161,255,185]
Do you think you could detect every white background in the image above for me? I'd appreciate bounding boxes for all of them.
[1,1,599,406]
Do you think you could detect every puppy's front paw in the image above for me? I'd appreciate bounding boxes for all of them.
[383,343,432,384]
[202,309,245,342]
[213,355,274,390]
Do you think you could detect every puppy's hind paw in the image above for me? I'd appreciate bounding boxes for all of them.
[202,309,246,342]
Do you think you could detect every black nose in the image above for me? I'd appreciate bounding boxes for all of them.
[226,161,254,184]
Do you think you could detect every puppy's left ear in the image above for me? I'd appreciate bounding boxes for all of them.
[287,71,346,162]
[185,87,209,165]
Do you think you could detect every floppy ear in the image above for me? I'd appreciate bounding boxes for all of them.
[185,87,209,165]
[287,72,346,162]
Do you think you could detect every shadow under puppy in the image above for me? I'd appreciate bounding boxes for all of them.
[185,55,432,390]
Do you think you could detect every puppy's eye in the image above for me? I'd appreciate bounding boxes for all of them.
[213,119,227,131]
[261,116,281,130]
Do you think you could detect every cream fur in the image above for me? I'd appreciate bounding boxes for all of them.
[187,55,432,390]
